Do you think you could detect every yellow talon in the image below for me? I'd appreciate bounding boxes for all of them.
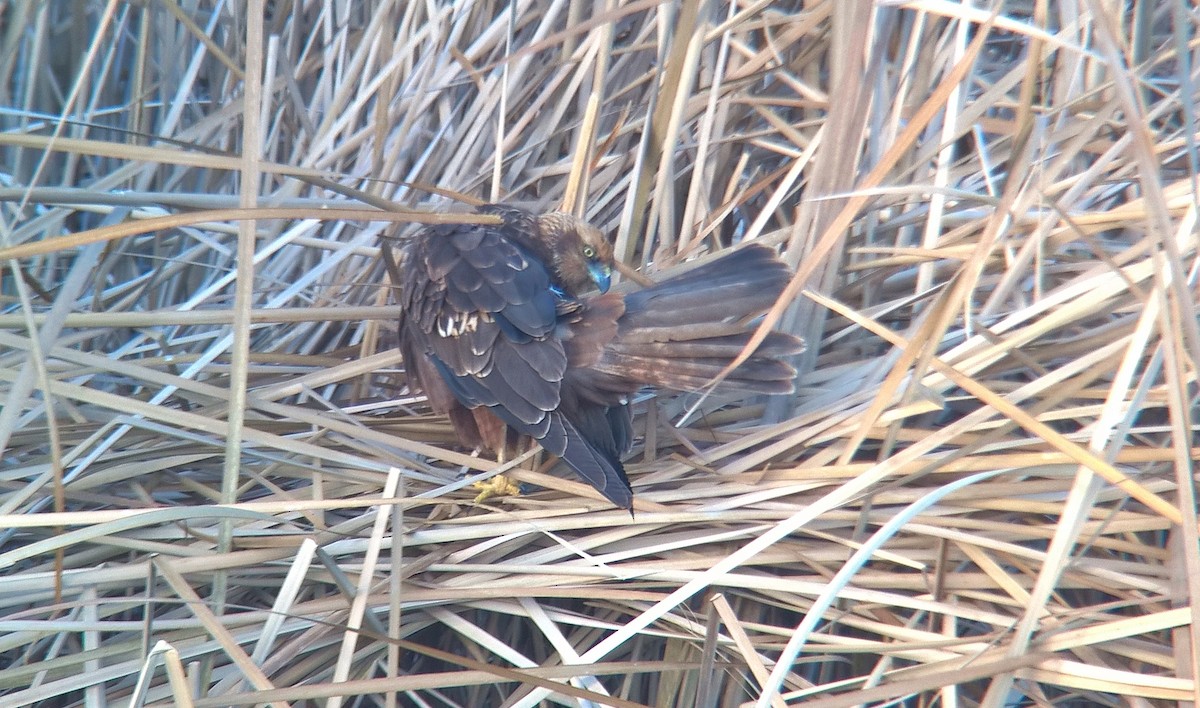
[472,474,522,503]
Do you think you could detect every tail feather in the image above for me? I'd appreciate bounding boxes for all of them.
[617,321,759,342]
[596,244,804,394]
[613,331,802,359]
[595,354,797,394]
[626,244,789,297]
[622,254,790,328]
[617,294,775,330]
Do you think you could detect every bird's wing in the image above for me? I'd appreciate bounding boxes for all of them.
[400,221,564,431]
[399,221,632,508]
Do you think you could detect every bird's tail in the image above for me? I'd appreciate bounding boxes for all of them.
[593,245,804,395]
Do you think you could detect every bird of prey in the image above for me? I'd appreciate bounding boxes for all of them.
[396,204,803,509]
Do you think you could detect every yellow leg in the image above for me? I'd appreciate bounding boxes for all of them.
[470,444,523,503]
[471,474,522,503]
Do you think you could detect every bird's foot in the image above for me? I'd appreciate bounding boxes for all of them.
[472,474,521,504]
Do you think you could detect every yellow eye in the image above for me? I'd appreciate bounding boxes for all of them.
[582,245,596,259]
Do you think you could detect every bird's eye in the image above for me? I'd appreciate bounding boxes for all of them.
[582,245,596,259]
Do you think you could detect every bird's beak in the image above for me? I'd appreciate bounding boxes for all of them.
[588,262,612,293]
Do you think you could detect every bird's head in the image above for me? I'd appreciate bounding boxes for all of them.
[535,212,615,294]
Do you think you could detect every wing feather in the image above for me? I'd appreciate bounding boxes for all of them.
[400,219,618,496]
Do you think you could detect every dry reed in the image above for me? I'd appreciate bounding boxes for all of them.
[1,1,1197,706]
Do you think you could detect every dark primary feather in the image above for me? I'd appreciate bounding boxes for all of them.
[397,205,802,509]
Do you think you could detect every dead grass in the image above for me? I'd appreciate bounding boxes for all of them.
[1,1,1198,706]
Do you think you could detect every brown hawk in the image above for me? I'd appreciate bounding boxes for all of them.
[397,205,802,508]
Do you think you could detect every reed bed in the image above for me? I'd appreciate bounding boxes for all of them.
[1,1,1197,706]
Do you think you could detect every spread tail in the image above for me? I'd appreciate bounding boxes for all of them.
[595,245,804,394]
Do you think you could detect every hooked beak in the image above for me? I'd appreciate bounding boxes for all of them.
[587,262,612,293]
